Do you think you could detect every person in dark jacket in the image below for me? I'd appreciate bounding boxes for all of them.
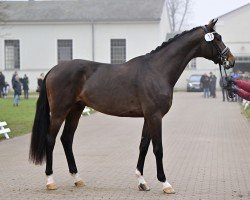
[0,71,5,98]
[13,75,22,106]
[209,72,217,98]
[3,82,10,98]
[11,71,18,89]
[200,73,210,98]
[219,76,229,101]
[36,73,44,93]
[21,74,29,99]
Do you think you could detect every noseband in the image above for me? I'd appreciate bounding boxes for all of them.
[202,26,229,65]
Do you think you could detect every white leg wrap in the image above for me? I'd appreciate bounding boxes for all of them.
[71,173,82,183]
[163,180,172,189]
[46,175,55,185]
[135,169,146,184]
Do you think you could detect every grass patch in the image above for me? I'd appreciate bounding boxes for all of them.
[243,106,250,118]
[0,97,37,140]
[0,96,95,140]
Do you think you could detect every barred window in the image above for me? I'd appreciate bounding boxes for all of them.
[5,40,20,70]
[110,39,126,64]
[57,40,72,63]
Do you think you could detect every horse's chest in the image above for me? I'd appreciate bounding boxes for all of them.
[156,93,173,115]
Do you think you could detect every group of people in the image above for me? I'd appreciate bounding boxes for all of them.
[224,71,250,102]
[0,71,44,107]
[10,71,29,106]
[200,72,217,98]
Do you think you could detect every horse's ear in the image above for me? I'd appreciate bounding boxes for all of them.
[207,18,218,30]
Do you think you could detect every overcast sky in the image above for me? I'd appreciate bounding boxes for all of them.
[190,0,250,26]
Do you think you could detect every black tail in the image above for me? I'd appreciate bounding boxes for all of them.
[29,75,50,165]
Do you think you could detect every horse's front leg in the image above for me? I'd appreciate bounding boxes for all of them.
[147,113,175,194]
[136,120,151,191]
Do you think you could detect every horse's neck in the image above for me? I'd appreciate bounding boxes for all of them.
[151,32,202,86]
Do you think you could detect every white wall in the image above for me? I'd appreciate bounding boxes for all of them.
[0,21,165,90]
[94,22,159,63]
[0,23,93,71]
[216,5,250,43]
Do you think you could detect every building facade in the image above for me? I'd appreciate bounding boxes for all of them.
[175,3,250,89]
[0,0,170,90]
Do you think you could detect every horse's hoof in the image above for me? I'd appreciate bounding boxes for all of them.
[74,180,85,187]
[46,183,57,190]
[138,183,150,191]
[163,186,175,194]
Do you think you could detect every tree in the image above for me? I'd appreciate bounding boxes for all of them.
[166,0,192,32]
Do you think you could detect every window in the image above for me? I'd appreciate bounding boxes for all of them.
[186,58,196,69]
[110,39,126,64]
[57,40,72,63]
[5,40,20,70]
[235,56,250,63]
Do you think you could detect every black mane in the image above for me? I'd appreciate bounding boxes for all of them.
[149,26,202,54]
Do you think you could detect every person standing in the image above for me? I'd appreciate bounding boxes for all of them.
[0,71,5,98]
[37,73,44,93]
[22,74,29,99]
[3,82,10,98]
[13,75,22,106]
[200,73,210,98]
[209,72,217,98]
[11,71,18,89]
[219,76,229,101]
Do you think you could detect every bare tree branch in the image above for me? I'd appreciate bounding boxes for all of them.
[178,0,191,31]
[166,0,192,32]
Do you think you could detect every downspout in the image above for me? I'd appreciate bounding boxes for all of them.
[91,20,95,61]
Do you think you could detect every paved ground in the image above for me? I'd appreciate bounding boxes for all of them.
[1,92,250,200]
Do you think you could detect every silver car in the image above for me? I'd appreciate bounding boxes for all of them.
[187,74,203,92]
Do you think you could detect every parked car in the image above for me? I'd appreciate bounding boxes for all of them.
[187,74,203,92]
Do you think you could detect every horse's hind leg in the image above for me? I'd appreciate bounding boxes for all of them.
[136,120,151,191]
[46,113,66,190]
[60,102,85,187]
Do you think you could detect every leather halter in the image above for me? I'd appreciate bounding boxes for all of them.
[201,26,231,84]
[201,26,230,64]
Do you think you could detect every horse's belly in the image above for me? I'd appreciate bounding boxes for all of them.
[82,92,143,117]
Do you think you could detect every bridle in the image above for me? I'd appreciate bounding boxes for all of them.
[201,25,230,78]
[202,26,230,65]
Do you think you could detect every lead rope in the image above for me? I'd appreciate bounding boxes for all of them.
[220,63,235,99]
[219,63,228,80]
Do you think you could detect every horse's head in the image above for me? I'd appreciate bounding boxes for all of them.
[200,19,235,69]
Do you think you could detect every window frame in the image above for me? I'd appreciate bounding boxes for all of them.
[57,39,73,63]
[4,40,20,70]
[110,39,126,64]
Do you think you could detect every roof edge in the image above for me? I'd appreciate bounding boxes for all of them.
[217,3,250,19]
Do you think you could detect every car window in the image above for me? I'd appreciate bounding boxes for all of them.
[189,76,201,82]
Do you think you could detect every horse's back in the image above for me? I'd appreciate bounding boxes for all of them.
[80,60,143,116]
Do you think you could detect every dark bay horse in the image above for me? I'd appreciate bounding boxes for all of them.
[29,19,235,193]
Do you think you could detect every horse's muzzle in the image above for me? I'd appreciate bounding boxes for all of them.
[225,52,235,69]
